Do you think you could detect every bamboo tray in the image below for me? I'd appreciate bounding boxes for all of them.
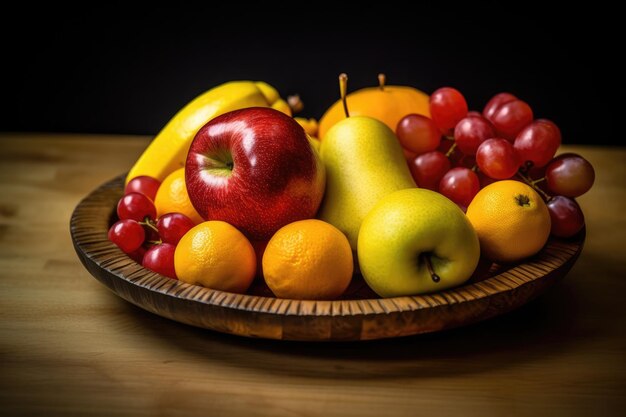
[70,175,584,341]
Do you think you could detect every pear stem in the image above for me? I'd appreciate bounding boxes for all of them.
[378,73,386,91]
[421,254,441,283]
[339,73,350,118]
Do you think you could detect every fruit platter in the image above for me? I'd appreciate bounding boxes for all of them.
[71,75,591,341]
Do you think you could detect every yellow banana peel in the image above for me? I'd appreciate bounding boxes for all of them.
[126,81,291,184]
[295,117,319,137]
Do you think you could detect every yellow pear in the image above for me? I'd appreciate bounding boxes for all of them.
[318,116,416,249]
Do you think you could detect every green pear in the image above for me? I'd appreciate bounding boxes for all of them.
[358,188,480,297]
[318,116,416,249]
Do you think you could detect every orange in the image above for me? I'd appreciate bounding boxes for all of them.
[262,219,353,300]
[318,85,430,139]
[174,221,256,293]
[154,168,204,224]
[466,180,551,263]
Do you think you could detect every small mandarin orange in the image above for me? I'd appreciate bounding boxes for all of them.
[154,168,204,225]
[262,219,353,300]
[174,221,256,293]
[466,180,551,263]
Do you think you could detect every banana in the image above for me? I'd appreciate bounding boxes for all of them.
[295,117,319,137]
[126,81,291,184]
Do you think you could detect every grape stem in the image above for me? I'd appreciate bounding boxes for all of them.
[139,217,159,233]
[445,142,457,158]
[139,218,162,246]
[516,169,552,201]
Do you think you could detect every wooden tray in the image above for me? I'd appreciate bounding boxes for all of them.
[70,175,585,341]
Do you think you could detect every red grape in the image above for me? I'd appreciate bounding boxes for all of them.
[477,171,498,188]
[476,138,520,179]
[514,119,561,167]
[526,163,547,180]
[108,219,145,254]
[545,153,595,197]
[429,87,468,135]
[438,167,480,209]
[396,114,441,154]
[125,176,161,201]
[128,246,147,263]
[454,116,496,155]
[117,192,157,222]
[437,138,455,155]
[409,151,451,191]
[402,147,418,160]
[488,99,534,141]
[482,92,517,120]
[454,154,477,169]
[547,196,585,237]
[142,243,178,279]
[157,213,195,245]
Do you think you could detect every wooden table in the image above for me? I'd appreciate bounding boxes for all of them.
[1,134,624,416]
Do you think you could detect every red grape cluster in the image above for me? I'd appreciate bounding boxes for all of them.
[397,87,595,238]
[107,176,195,278]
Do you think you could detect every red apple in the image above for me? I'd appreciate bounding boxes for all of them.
[185,107,325,240]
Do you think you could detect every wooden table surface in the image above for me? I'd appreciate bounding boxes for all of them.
[1,133,625,416]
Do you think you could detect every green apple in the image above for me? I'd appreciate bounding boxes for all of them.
[358,188,480,297]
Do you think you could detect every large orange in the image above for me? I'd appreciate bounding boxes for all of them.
[262,219,353,300]
[174,221,256,293]
[153,168,204,224]
[466,180,551,263]
[318,85,430,139]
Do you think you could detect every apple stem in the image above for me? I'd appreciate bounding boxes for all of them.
[339,73,350,118]
[421,254,441,283]
[378,73,386,91]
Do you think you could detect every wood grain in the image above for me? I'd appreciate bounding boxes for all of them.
[71,175,584,341]
[1,134,625,416]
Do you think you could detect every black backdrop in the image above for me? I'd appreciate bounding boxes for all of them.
[2,6,619,146]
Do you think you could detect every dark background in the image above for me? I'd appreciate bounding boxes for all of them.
[1,6,620,145]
